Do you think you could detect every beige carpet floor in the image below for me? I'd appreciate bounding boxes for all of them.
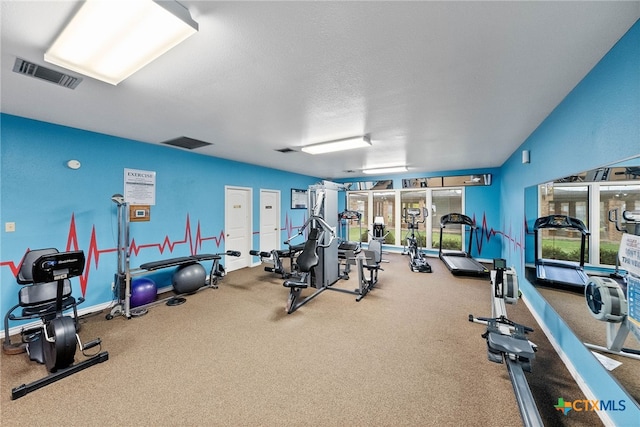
[1,252,603,426]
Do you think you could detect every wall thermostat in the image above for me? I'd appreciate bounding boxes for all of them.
[129,205,150,222]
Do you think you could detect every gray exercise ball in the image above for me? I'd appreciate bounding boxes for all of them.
[172,262,206,294]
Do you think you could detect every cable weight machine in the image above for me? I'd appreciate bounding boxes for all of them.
[108,194,237,319]
[282,182,382,312]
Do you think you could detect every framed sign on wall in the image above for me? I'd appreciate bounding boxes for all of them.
[291,188,307,209]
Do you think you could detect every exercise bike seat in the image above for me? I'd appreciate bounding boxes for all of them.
[487,332,535,360]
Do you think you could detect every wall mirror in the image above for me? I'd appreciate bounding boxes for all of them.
[401,173,492,188]
[524,155,640,404]
[344,180,393,190]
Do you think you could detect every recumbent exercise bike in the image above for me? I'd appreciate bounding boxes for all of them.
[3,248,109,399]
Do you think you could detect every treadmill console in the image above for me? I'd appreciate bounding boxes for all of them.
[449,213,462,223]
[549,215,571,227]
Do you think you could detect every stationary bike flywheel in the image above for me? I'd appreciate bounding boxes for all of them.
[43,316,77,372]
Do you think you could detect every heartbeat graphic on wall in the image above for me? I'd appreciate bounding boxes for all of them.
[471,213,525,260]
[2,213,224,297]
[1,212,309,297]
[2,211,524,295]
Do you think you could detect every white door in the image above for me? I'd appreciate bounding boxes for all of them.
[225,186,252,271]
[260,190,280,252]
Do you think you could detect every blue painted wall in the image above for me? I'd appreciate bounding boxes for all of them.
[500,19,640,424]
[1,114,316,318]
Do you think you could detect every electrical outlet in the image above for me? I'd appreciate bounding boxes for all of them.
[111,282,115,291]
[5,222,15,232]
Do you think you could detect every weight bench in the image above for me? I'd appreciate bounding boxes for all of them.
[138,252,238,286]
[108,250,240,319]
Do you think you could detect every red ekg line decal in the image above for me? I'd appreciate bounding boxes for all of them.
[1,213,226,297]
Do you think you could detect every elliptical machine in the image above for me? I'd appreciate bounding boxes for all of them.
[402,207,432,273]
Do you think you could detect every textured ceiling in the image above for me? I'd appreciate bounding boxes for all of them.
[1,1,639,179]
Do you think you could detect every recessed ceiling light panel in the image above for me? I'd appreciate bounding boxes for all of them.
[44,0,198,85]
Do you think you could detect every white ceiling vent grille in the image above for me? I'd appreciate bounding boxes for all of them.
[13,58,82,89]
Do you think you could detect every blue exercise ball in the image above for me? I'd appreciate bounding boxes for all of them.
[172,262,206,294]
[130,277,157,308]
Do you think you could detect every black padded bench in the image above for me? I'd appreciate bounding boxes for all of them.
[139,253,222,271]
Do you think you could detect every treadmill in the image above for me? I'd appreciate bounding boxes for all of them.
[533,214,589,288]
[439,213,489,277]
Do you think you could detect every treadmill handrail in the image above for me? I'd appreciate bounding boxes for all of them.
[533,215,589,236]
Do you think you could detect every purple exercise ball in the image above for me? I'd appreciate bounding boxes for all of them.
[130,277,157,308]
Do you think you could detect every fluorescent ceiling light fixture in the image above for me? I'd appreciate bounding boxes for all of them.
[362,166,409,175]
[301,135,371,155]
[44,0,198,85]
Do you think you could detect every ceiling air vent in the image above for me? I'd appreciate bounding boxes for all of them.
[276,148,297,153]
[13,58,82,89]
[161,136,212,150]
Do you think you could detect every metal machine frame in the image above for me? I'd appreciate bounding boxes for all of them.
[7,250,108,400]
[109,194,237,319]
[281,182,381,313]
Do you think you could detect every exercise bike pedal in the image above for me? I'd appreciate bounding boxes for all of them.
[81,338,101,351]
[21,327,42,343]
